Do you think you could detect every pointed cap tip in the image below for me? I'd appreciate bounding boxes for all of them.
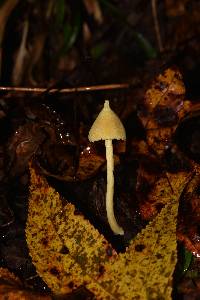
[104,100,110,109]
[88,100,126,142]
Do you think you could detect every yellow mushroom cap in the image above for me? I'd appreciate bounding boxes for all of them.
[88,100,126,142]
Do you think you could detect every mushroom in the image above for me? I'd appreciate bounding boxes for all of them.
[88,100,126,235]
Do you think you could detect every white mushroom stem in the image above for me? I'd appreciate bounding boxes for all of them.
[105,139,124,235]
[88,99,126,235]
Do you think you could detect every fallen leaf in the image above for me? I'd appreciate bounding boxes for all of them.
[0,268,51,300]
[138,68,191,156]
[26,165,190,299]
[177,168,200,257]
[76,142,105,180]
[139,171,192,220]
[165,0,188,17]
[97,171,192,300]
[135,68,192,220]
[164,0,200,49]
[26,165,116,297]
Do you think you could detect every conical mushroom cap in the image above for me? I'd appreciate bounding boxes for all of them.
[88,100,126,142]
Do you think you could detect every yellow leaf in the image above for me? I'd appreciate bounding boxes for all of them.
[26,166,191,299]
[98,172,191,300]
[26,165,117,297]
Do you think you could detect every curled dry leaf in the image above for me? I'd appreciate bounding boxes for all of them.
[26,165,190,299]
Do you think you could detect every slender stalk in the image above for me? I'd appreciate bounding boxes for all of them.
[0,83,130,95]
[105,139,124,235]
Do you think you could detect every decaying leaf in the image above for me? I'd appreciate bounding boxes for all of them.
[26,165,190,299]
[138,68,191,156]
[139,171,192,220]
[76,143,106,180]
[26,165,117,297]
[135,68,193,220]
[165,0,188,17]
[0,268,51,300]
[177,168,200,257]
[97,171,192,300]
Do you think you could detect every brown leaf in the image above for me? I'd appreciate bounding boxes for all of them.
[177,166,200,257]
[135,68,193,220]
[0,268,51,300]
[165,0,189,17]
[76,142,105,180]
[138,68,191,156]
[139,171,192,220]
[135,68,200,257]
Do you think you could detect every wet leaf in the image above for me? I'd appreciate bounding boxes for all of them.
[0,267,51,299]
[76,143,105,180]
[26,166,190,299]
[177,168,200,257]
[139,171,192,220]
[135,68,193,221]
[138,68,191,156]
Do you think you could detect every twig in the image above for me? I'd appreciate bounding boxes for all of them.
[0,83,130,95]
[151,0,163,52]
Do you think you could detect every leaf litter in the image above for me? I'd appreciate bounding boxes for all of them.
[26,68,199,299]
